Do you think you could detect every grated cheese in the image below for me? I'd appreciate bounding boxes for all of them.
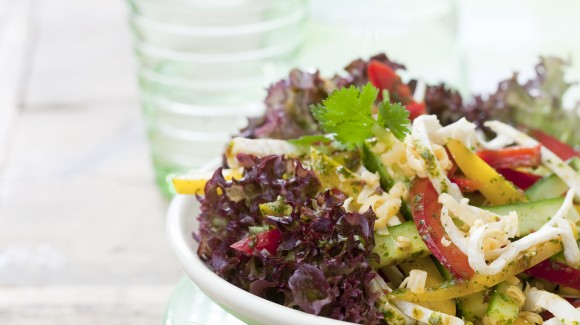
[355,177,407,234]
[517,311,544,325]
[506,285,526,307]
[399,269,428,294]
[380,139,417,178]
[396,236,411,249]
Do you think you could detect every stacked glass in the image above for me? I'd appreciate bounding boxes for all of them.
[127,0,307,195]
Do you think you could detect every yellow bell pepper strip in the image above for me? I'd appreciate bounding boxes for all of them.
[309,148,365,199]
[446,139,525,205]
[388,238,562,302]
[399,257,456,315]
[172,169,242,195]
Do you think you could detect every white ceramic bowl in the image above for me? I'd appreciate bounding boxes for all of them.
[166,193,355,325]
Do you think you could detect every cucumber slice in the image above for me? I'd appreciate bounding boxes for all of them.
[373,221,429,267]
[483,197,580,236]
[362,139,412,220]
[525,157,580,201]
[457,291,489,322]
[362,139,395,191]
[484,282,521,325]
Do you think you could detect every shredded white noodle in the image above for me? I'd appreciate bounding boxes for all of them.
[524,286,580,324]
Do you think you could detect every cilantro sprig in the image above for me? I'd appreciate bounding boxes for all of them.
[377,91,411,141]
[311,83,410,149]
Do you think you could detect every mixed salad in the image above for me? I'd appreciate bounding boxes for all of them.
[173,54,580,325]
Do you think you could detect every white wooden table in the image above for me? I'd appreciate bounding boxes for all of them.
[0,0,182,324]
[0,0,578,324]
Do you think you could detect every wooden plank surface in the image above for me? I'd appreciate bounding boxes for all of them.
[0,0,182,324]
[0,0,34,170]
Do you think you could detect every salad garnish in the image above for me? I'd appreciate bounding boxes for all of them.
[311,84,410,149]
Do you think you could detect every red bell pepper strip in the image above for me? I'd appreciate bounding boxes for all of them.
[367,60,426,120]
[449,175,481,193]
[368,60,409,102]
[526,259,580,291]
[476,145,541,169]
[531,129,580,161]
[495,168,542,190]
[446,147,459,177]
[367,60,420,111]
[406,101,427,121]
[569,299,580,308]
[410,178,475,279]
[230,229,282,255]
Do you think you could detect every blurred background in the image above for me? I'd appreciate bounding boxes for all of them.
[0,0,578,324]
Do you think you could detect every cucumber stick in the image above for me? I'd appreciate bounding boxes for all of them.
[362,139,395,191]
[525,157,580,201]
[483,197,580,236]
[362,139,412,220]
[399,257,456,315]
[484,282,521,325]
[373,221,429,267]
[432,258,488,322]
[457,292,489,322]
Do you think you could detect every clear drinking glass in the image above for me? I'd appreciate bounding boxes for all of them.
[299,0,463,91]
[126,0,307,196]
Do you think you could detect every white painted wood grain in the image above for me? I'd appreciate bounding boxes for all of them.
[0,285,174,325]
[0,0,182,324]
[23,0,138,109]
[0,0,34,169]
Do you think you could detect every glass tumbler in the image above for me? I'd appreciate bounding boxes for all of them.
[126,0,307,196]
[299,0,463,91]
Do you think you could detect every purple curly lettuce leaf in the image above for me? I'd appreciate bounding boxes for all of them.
[419,83,465,125]
[288,264,333,315]
[423,57,579,146]
[504,57,579,147]
[196,155,384,324]
[240,70,329,140]
[239,53,407,142]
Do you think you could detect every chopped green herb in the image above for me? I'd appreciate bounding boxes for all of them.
[311,83,410,149]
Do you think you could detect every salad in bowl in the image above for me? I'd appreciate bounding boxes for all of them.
[168,54,580,325]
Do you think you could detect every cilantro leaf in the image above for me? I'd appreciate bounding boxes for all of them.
[310,84,411,148]
[311,84,379,150]
[377,98,410,141]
